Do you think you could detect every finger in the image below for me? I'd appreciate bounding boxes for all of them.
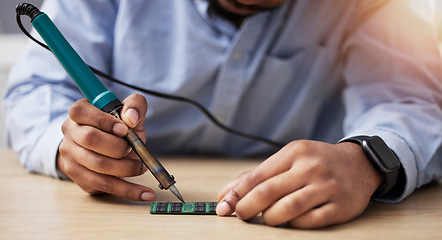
[64,119,130,159]
[67,162,156,201]
[216,169,267,216]
[289,203,339,229]
[69,99,128,137]
[121,93,148,130]
[61,137,147,177]
[216,146,296,216]
[216,168,282,216]
[260,184,331,226]
[217,170,251,201]
[234,168,308,221]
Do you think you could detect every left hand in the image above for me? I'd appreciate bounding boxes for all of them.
[216,140,383,228]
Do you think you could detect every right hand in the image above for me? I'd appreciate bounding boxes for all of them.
[57,93,156,201]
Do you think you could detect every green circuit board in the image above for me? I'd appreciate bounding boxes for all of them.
[150,202,218,215]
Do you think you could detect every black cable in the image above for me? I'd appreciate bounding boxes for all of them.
[16,5,285,149]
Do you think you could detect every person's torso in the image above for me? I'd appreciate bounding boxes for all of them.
[108,0,360,156]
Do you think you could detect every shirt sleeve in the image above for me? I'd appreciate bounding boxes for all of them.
[341,0,442,202]
[2,0,118,178]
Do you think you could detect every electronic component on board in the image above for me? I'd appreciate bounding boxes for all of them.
[150,202,218,215]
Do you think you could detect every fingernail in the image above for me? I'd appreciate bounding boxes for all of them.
[141,192,156,201]
[113,123,128,136]
[125,108,139,126]
[216,201,231,216]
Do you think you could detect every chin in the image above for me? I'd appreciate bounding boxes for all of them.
[216,0,262,16]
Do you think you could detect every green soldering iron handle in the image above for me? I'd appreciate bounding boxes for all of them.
[22,5,176,191]
[31,12,121,112]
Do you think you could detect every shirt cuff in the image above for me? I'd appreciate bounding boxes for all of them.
[342,128,417,203]
[33,115,67,179]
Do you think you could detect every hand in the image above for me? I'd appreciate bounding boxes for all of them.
[57,93,156,201]
[216,140,383,228]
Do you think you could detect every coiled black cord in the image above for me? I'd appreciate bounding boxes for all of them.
[15,3,285,149]
[16,3,42,20]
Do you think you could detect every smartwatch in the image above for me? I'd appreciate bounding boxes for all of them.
[339,135,401,199]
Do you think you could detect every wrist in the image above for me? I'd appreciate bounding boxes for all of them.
[339,135,401,199]
[338,142,384,196]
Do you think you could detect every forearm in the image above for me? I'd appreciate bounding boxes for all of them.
[342,0,442,202]
[3,82,70,178]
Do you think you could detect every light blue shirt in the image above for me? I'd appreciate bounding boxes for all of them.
[3,0,442,202]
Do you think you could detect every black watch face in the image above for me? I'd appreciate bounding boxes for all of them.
[366,136,400,171]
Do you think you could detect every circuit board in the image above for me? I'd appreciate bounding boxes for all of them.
[150,202,218,215]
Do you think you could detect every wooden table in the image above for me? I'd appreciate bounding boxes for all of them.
[0,150,441,240]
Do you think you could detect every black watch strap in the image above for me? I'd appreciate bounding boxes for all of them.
[339,135,401,199]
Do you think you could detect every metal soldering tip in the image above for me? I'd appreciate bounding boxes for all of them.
[168,184,185,203]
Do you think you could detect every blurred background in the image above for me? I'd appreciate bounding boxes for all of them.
[0,0,43,150]
[0,0,441,150]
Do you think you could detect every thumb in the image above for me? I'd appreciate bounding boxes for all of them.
[120,94,147,127]
[122,108,140,128]
[120,94,148,140]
